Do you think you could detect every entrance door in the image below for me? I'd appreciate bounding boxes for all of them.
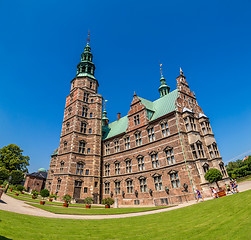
[73,180,82,200]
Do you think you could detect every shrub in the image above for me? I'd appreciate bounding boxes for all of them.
[10,170,24,185]
[62,194,72,203]
[101,197,114,206]
[40,189,50,199]
[84,197,93,205]
[49,194,58,200]
[205,168,223,189]
[31,190,39,198]
[17,185,25,192]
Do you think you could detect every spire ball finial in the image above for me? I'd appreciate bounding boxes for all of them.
[87,30,90,43]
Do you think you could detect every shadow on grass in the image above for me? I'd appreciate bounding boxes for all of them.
[0,236,12,240]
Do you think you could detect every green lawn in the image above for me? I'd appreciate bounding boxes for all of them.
[0,190,250,240]
[26,203,170,215]
[5,193,102,208]
[237,175,251,183]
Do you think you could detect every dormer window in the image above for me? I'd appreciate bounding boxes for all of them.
[134,115,140,125]
[184,116,196,131]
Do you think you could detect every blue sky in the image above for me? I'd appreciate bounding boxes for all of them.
[0,0,250,172]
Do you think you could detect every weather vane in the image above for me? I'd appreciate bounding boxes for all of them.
[87,30,90,43]
[104,99,108,110]
[160,63,163,77]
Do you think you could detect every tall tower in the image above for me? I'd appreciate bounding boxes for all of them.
[47,34,103,203]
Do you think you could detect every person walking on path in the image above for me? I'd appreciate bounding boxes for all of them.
[225,184,231,194]
[230,181,236,193]
[233,179,239,193]
[196,189,204,202]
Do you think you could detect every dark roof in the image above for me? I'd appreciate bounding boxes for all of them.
[26,171,47,179]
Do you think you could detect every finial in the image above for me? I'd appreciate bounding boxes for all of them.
[87,30,90,44]
[133,91,137,97]
[104,99,108,111]
[160,63,163,77]
[180,67,183,75]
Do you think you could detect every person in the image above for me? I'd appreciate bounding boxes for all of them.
[196,189,204,202]
[233,179,239,193]
[212,187,218,198]
[230,181,236,193]
[225,183,231,194]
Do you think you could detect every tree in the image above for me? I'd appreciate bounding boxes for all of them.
[204,168,223,189]
[0,167,9,181]
[10,170,24,185]
[40,189,50,200]
[0,144,30,173]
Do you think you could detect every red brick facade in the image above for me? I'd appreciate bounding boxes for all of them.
[46,45,229,206]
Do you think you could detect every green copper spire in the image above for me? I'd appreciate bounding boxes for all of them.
[158,64,170,97]
[76,31,96,78]
[102,99,109,126]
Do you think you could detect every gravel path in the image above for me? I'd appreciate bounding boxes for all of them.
[0,181,250,220]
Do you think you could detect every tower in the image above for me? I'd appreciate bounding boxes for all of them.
[46,34,103,203]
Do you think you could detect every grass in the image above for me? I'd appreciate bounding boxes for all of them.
[26,203,171,215]
[237,175,251,183]
[0,190,250,240]
[5,193,103,208]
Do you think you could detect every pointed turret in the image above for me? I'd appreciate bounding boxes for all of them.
[102,99,109,126]
[76,31,96,78]
[158,64,170,97]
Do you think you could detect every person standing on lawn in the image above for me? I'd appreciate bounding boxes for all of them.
[196,189,204,202]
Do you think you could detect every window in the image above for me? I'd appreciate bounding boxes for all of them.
[125,159,132,173]
[212,143,219,157]
[148,127,155,142]
[60,161,64,173]
[201,122,206,134]
[137,156,145,171]
[208,145,214,158]
[134,200,140,205]
[203,163,209,173]
[153,175,163,191]
[90,113,93,118]
[161,122,170,137]
[83,92,89,102]
[70,93,73,102]
[115,162,120,175]
[74,180,82,187]
[191,141,205,159]
[89,128,92,134]
[66,122,70,132]
[135,132,142,146]
[115,181,121,194]
[139,178,147,192]
[126,180,133,193]
[91,99,94,103]
[105,163,110,176]
[76,162,84,175]
[90,81,93,89]
[68,107,72,116]
[57,178,61,190]
[124,136,130,150]
[63,141,67,151]
[94,182,98,188]
[114,140,120,152]
[80,121,86,133]
[184,116,196,131]
[170,172,181,188]
[85,169,89,175]
[104,182,110,194]
[151,153,159,168]
[82,106,88,117]
[134,115,140,125]
[219,162,227,176]
[84,187,88,193]
[87,148,90,153]
[78,141,86,154]
[165,148,175,165]
[105,142,110,155]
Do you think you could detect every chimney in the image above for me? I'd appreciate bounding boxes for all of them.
[117,113,121,120]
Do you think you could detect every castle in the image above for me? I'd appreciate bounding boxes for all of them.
[46,37,229,205]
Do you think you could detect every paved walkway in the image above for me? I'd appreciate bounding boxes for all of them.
[0,181,250,220]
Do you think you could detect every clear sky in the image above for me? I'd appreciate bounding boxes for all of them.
[0,0,250,173]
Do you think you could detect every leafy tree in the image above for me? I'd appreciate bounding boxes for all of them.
[17,185,25,193]
[101,197,114,206]
[0,167,9,181]
[204,168,223,189]
[40,189,50,199]
[10,170,24,185]
[0,144,29,172]
[62,194,72,203]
